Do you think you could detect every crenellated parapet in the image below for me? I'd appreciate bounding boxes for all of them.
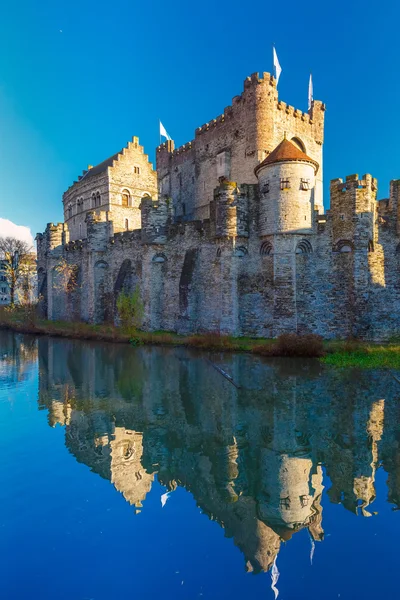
[330,174,377,252]
[211,179,248,238]
[140,196,173,244]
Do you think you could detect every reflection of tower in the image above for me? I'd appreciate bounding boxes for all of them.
[258,390,324,541]
[352,399,384,516]
[110,427,154,513]
[259,450,324,540]
[327,398,385,515]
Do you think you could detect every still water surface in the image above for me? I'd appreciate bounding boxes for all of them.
[1,331,399,599]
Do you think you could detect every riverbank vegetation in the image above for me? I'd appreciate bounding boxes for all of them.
[1,304,400,368]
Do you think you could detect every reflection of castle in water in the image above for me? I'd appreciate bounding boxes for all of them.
[37,337,399,573]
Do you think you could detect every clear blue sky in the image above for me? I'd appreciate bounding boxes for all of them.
[0,0,399,237]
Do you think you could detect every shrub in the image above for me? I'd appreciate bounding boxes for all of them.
[116,286,144,331]
[253,333,324,358]
[186,332,236,351]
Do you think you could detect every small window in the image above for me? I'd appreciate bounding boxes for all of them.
[300,495,309,508]
[300,178,310,190]
[96,192,101,207]
[125,219,129,230]
[340,214,345,221]
[182,202,186,216]
[92,193,96,208]
[79,223,82,237]
[121,190,130,207]
[262,181,270,194]
[279,497,291,510]
[280,178,290,190]
[134,166,140,175]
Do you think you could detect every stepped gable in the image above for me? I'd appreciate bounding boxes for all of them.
[80,151,121,180]
[255,138,319,176]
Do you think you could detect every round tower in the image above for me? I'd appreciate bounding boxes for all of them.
[255,138,319,237]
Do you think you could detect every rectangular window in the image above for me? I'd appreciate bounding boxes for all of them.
[262,181,270,194]
[216,150,231,179]
[280,178,290,190]
[279,497,291,509]
[300,178,310,190]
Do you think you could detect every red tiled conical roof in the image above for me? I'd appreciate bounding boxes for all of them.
[255,138,319,176]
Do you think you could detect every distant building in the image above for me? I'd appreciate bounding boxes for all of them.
[0,253,37,306]
[0,260,10,305]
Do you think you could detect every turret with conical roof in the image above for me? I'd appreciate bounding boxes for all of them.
[255,137,319,237]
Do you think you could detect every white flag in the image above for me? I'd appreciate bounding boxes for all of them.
[308,74,313,110]
[160,121,171,141]
[273,47,282,86]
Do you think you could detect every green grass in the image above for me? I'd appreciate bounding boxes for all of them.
[322,345,400,369]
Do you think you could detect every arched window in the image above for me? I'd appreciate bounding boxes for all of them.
[92,193,96,208]
[291,137,306,153]
[121,190,130,207]
[96,192,101,207]
[216,247,222,258]
[67,204,72,219]
[152,253,167,263]
[234,246,248,257]
[296,239,313,254]
[334,240,354,253]
[79,223,82,237]
[125,219,129,230]
[260,241,273,256]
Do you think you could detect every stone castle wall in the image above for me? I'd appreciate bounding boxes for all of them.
[37,172,400,340]
[36,71,400,341]
[62,137,158,241]
[156,73,325,220]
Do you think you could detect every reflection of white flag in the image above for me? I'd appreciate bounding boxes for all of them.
[270,557,280,599]
[308,73,313,110]
[161,491,171,507]
[160,121,171,141]
[273,47,282,86]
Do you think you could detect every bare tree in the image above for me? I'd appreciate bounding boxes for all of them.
[0,237,33,305]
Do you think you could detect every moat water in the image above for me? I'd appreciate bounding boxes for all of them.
[1,331,400,599]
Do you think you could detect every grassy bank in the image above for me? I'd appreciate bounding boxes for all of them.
[2,306,400,368]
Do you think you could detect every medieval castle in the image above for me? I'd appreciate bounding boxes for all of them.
[36,71,400,340]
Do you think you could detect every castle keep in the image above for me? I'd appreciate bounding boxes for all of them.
[37,72,400,340]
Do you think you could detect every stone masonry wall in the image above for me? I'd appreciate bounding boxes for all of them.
[63,137,158,241]
[156,72,325,220]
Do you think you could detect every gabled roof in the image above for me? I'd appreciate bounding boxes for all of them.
[255,138,319,175]
[80,151,121,181]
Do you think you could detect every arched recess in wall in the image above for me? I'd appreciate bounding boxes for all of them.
[334,240,354,253]
[260,241,273,256]
[216,247,222,259]
[234,246,248,257]
[151,253,168,330]
[94,260,109,324]
[291,137,306,153]
[179,249,200,328]
[296,239,313,254]
[37,267,48,318]
[67,265,82,321]
[114,259,134,296]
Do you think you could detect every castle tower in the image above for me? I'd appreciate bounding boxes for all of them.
[156,72,325,221]
[255,137,319,237]
[255,138,319,335]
